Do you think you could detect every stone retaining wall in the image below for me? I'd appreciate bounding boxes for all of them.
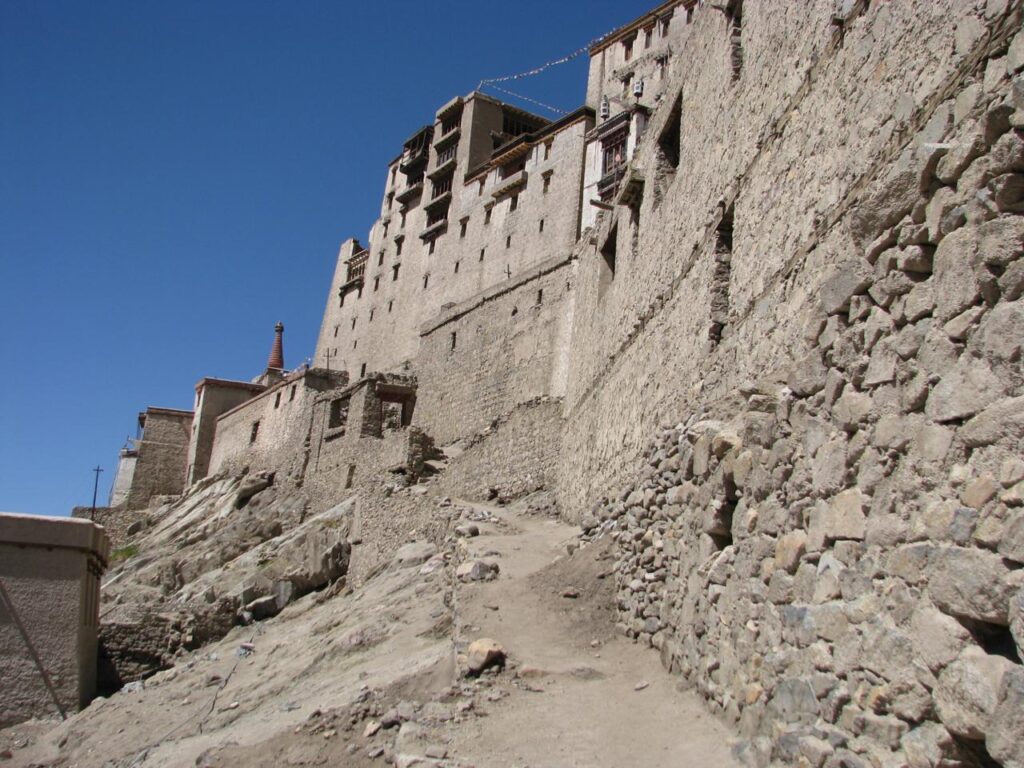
[597,51,1024,766]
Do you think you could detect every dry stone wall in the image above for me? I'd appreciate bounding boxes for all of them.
[561,0,1024,523]
[587,12,1024,765]
[434,397,563,504]
[415,257,575,445]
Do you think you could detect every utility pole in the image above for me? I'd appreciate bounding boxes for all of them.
[90,466,103,521]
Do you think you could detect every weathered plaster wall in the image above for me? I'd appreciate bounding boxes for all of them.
[186,379,265,485]
[208,369,346,482]
[0,514,108,728]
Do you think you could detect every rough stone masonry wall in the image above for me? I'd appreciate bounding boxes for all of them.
[126,411,191,510]
[561,0,1024,523]
[434,397,563,504]
[415,257,575,446]
[593,19,1024,768]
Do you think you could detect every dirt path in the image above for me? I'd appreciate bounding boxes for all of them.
[444,500,740,768]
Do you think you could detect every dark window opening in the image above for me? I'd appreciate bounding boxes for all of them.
[388,300,393,313]
[709,204,734,344]
[601,130,627,177]
[441,114,460,135]
[543,173,552,193]
[328,396,350,429]
[429,240,436,255]
[357,286,363,299]
[333,326,338,337]
[454,261,460,274]
[544,141,552,160]
[510,194,518,211]
[344,463,356,489]
[623,37,634,61]
[644,27,653,48]
[423,274,430,289]
[599,225,617,300]
[378,252,384,266]
[290,385,296,401]
[274,391,281,409]
[485,207,492,224]
[400,210,407,227]
[460,218,468,237]
[353,339,358,349]
[373,276,380,291]
[432,172,453,199]
[396,237,403,256]
[726,0,743,80]
[339,292,345,308]
[686,7,693,23]
[250,421,260,444]
[437,143,457,165]
[506,235,512,249]
[383,221,389,237]
[480,248,486,262]
[450,331,457,350]
[350,317,356,330]
[392,264,400,281]
[369,309,375,322]
[658,94,682,171]
[536,288,543,305]
[539,219,545,233]
[360,363,367,378]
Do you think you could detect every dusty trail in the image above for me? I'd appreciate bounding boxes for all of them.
[445,500,739,768]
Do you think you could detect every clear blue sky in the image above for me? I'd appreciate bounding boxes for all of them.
[0,1,654,516]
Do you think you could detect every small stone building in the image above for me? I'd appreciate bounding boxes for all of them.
[108,406,193,510]
[0,513,110,728]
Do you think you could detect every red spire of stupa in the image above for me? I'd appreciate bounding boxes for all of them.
[267,322,285,370]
